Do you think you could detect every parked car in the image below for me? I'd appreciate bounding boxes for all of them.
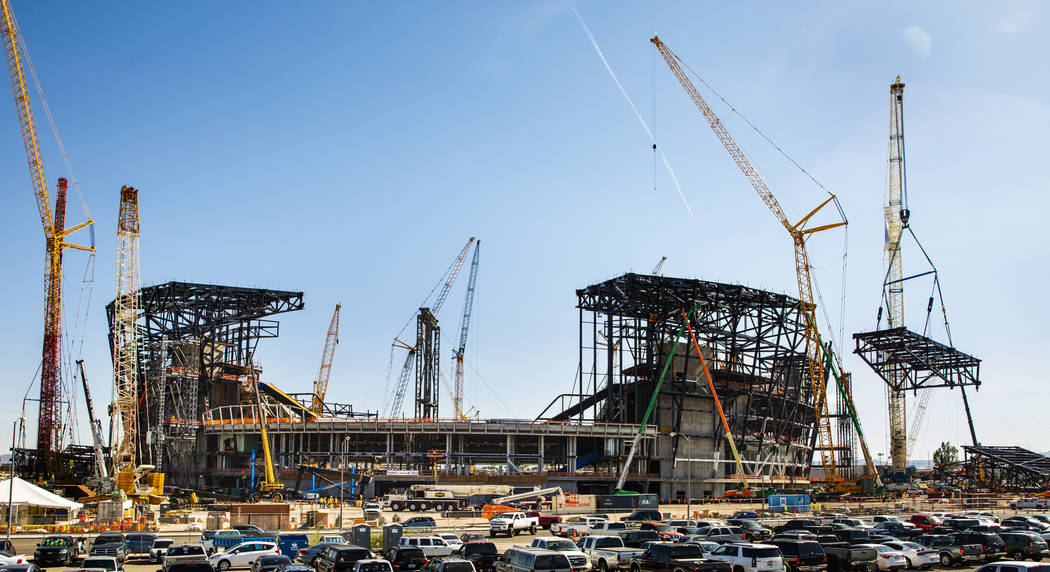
[528,538,590,572]
[775,521,823,535]
[974,563,1050,572]
[907,516,942,533]
[729,520,773,542]
[1011,500,1050,510]
[688,526,746,544]
[208,542,281,571]
[456,542,499,572]
[278,565,313,572]
[397,537,455,558]
[815,540,877,572]
[422,556,475,572]
[402,517,438,528]
[858,545,906,572]
[252,556,292,572]
[1000,532,1050,561]
[622,511,663,523]
[34,535,80,566]
[702,543,786,572]
[313,546,375,572]
[162,545,210,572]
[879,541,937,569]
[769,539,826,572]
[525,511,564,530]
[151,540,176,564]
[126,534,159,557]
[295,543,334,566]
[495,548,571,572]
[354,560,395,572]
[0,555,27,568]
[437,535,463,550]
[678,540,721,554]
[627,542,730,572]
[618,532,661,549]
[90,534,128,564]
[730,512,759,520]
[638,524,683,542]
[577,535,646,572]
[165,563,215,572]
[773,532,819,542]
[953,532,1006,561]
[79,556,122,571]
[233,526,268,536]
[388,548,427,572]
[912,535,983,567]
[871,523,920,540]
[667,521,698,530]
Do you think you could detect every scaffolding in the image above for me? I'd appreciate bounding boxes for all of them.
[538,273,820,482]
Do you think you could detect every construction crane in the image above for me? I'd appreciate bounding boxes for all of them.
[388,237,475,417]
[652,36,865,491]
[452,241,480,419]
[112,186,141,474]
[311,304,341,414]
[651,256,667,275]
[77,360,110,488]
[2,0,94,473]
[246,357,285,502]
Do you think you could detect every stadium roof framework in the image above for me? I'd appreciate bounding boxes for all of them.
[853,327,980,391]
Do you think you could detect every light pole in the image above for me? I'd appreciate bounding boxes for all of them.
[339,436,350,530]
[7,420,16,546]
[670,432,693,520]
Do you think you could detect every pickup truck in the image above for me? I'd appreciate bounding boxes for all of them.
[815,541,877,572]
[628,542,730,572]
[33,535,81,566]
[529,537,592,571]
[552,517,607,537]
[914,535,983,566]
[578,534,646,572]
[526,511,564,530]
[590,521,630,535]
[490,512,539,537]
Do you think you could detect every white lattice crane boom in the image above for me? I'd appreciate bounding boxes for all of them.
[112,186,140,472]
[312,304,341,414]
[453,241,480,418]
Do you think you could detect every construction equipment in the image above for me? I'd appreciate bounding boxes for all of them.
[492,486,563,505]
[112,186,140,473]
[884,76,910,475]
[383,483,513,512]
[652,36,861,491]
[77,360,110,488]
[388,237,475,417]
[651,256,667,275]
[2,0,95,473]
[452,240,480,419]
[245,358,285,502]
[311,304,341,414]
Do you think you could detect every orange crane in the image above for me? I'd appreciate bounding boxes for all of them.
[651,36,848,488]
[311,304,341,414]
[2,0,94,471]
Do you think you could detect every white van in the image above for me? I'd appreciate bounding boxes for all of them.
[398,537,455,557]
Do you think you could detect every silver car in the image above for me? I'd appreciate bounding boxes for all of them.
[688,526,746,544]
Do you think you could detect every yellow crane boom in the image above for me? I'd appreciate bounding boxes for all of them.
[312,304,341,414]
[651,35,846,487]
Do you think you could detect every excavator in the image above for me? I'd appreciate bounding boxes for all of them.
[244,359,286,502]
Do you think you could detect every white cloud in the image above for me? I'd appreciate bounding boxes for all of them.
[901,25,932,58]
[995,12,1029,34]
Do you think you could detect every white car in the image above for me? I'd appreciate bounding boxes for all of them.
[397,536,455,557]
[437,534,463,549]
[151,539,175,563]
[209,541,281,571]
[0,553,28,566]
[703,543,786,572]
[881,541,937,569]
[353,560,394,572]
[80,556,122,571]
[857,544,906,572]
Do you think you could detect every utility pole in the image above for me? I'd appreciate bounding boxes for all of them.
[7,420,16,544]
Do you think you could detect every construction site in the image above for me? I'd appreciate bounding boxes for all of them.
[1,1,1046,528]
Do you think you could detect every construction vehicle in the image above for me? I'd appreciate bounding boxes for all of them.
[651,36,881,492]
[383,483,513,511]
[311,304,341,414]
[245,359,286,502]
[2,0,95,476]
[76,360,111,491]
[452,241,480,419]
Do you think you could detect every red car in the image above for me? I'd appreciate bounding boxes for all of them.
[526,511,563,530]
[909,514,943,532]
[639,522,684,541]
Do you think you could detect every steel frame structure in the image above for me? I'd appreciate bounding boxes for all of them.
[959,446,1050,491]
[540,273,820,480]
[853,327,981,391]
[106,281,303,483]
[414,308,440,420]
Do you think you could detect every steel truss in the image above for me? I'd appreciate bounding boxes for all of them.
[105,281,303,483]
[539,273,820,479]
[414,308,440,420]
[852,327,981,391]
[958,446,1050,491]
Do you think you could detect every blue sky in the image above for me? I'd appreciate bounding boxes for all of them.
[1,1,1047,463]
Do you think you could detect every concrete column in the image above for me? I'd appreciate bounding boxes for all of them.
[386,433,393,468]
[446,433,453,472]
[506,434,515,474]
[538,435,545,473]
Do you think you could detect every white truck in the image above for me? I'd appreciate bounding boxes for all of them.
[577,535,646,572]
[550,516,607,537]
[489,511,539,537]
[385,484,514,512]
[588,521,629,535]
[529,537,592,571]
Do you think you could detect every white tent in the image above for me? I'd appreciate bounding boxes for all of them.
[0,477,82,511]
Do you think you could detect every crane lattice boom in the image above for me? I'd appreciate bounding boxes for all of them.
[112,186,141,472]
[312,304,341,414]
[453,240,480,418]
[885,77,909,473]
[652,36,847,487]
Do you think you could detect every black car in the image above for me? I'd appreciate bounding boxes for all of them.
[728,520,772,542]
[278,566,314,572]
[296,543,334,566]
[315,546,374,572]
[253,555,292,572]
[457,542,499,572]
[627,542,730,572]
[389,548,427,572]
[771,539,826,572]
[622,511,663,522]
[619,531,660,548]
[1000,531,1049,561]
[401,517,437,528]
[33,535,79,566]
[423,556,476,572]
[954,532,1006,561]
[90,533,129,563]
